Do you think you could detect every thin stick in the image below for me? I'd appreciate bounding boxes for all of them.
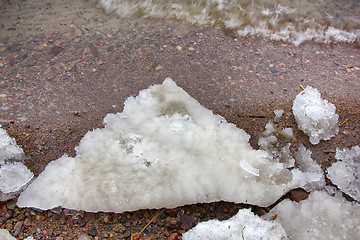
[300,84,305,90]
[130,222,133,240]
[139,208,166,235]
[339,119,349,127]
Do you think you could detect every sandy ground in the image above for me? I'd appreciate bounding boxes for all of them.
[0,0,359,239]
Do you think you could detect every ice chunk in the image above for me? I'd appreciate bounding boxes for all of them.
[182,208,287,240]
[0,126,33,201]
[292,86,339,145]
[0,126,25,164]
[263,191,360,239]
[258,111,295,168]
[0,229,16,240]
[327,146,360,201]
[294,144,325,191]
[18,78,308,213]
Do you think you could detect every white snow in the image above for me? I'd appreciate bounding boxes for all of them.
[327,146,360,201]
[263,190,360,240]
[0,127,25,164]
[182,208,287,240]
[258,110,295,169]
[292,86,339,145]
[0,126,33,201]
[0,162,34,194]
[294,144,325,191]
[0,229,16,240]
[17,78,309,212]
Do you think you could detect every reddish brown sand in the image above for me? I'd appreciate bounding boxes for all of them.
[0,0,359,239]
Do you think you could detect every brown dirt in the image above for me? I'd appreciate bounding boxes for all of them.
[0,0,359,239]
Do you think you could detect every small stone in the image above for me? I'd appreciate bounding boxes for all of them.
[167,232,179,240]
[188,47,195,51]
[88,228,97,237]
[6,200,17,210]
[123,230,131,238]
[269,67,278,73]
[13,221,23,237]
[77,233,91,240]
[92,68,97,72]
[50,46,64,56]
[0,63,4,67]
[24,218,31,226]
[176,46,182,51]
[155,66,163,71]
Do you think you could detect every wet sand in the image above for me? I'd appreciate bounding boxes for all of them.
[0,0,359,239]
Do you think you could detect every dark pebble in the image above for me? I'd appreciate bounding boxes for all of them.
[269,67,278,73]
[123,230,131,238]
[88,227,97,237]
[51,46,64,56]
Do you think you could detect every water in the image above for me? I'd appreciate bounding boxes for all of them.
[100,0,360,45]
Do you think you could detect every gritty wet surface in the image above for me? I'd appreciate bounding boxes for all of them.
[0,0,359,239]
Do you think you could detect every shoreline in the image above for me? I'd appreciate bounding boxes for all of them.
[1,0,359,239]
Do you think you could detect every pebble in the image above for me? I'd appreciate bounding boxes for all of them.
[176,46,182,51]
[88,228,97,237]
[6,200,17,210]
[269,67,278,73]
[77,233,91,240]
[188,47,195,51]
[0,63,4,67]
[167,232,179,240]
[13,221,23,237]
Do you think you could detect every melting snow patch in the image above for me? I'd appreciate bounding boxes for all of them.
[327,146,360,201]
[263,190,360,240]
[18,78,309,212]
[182,208,287,240]
[292,86,338,145]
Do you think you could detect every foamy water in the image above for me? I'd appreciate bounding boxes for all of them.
[100,0,360,46]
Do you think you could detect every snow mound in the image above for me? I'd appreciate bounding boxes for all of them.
[0,126,33,201]
[263,191,360,239]
[182,208,287,240]
[327,146,360,201]
[18,78,309,212]
[292,86,338,145]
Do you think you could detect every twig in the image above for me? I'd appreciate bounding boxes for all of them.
[339,119,349,127]
[300,84,305,90]
[130,222,133,240]
[139,208,166,235]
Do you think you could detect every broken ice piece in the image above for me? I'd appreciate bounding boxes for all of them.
[182,208,287,240]
[292,86,338,145]
[18,78,309,213]
[263,190,360,239]
[0,126,25,164]
[327,146,360,201]
[0,229,16,240]
[294,144,325,191]
[0,127,33,201]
